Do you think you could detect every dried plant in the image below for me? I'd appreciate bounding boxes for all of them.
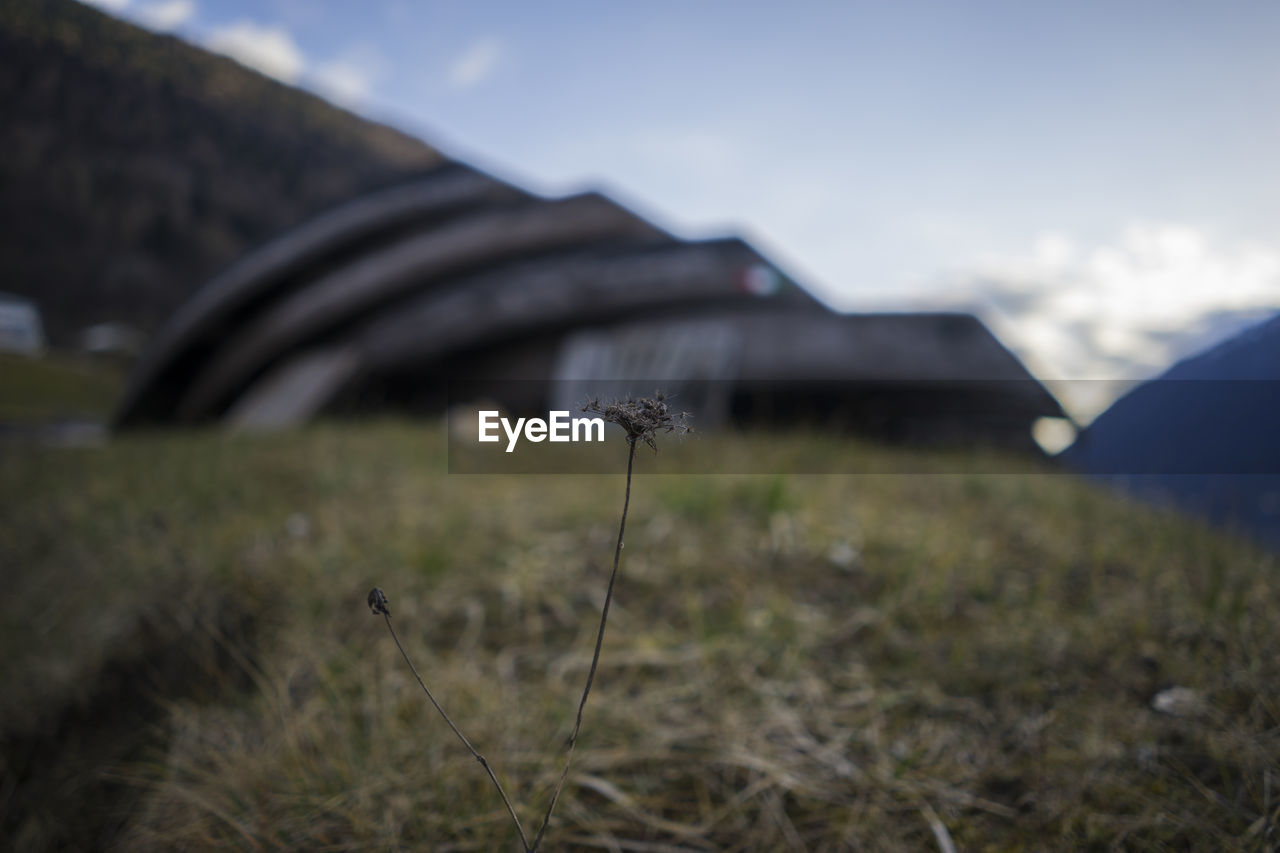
[528,395,690,849]
[582,391,693,452]
[368,586,530,850]
[369,394,689,851]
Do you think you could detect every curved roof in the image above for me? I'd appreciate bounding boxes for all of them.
[173,192,670,420]
[116,162,1063,435]
[117,164,530,423]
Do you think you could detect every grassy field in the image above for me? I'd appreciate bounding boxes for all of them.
[0,351,124,422]
[1,423,1277,851]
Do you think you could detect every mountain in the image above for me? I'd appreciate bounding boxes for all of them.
[1063,311,1280,547]
[0,0,446,344]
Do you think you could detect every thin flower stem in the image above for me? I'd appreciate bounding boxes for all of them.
[530,438,637,852]
[382,613,530,851]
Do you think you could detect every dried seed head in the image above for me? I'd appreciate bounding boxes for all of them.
[582,392,692,452]
[367,587,390,616]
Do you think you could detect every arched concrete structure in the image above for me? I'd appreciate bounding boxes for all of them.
[116,163,1065,446]
[117,163,531,424]
[173,192,669,420]
[217,238,817,427]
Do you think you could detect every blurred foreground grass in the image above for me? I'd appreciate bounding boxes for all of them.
[1,423,1277,850]
[0,352,123,422]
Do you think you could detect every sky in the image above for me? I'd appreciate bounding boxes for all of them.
[85,0,1280,421]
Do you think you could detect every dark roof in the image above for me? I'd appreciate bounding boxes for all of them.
[116,165,1062,435]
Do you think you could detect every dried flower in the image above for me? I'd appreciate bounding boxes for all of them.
[367,587,390,616]
[582,392,692,451]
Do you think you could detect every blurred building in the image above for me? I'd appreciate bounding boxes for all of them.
[79,323,144,359]
[115,163,1064,449]
[0,293,45,355]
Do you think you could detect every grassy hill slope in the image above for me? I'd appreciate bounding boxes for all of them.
[1,426,1277,850]
[0,0,445,343]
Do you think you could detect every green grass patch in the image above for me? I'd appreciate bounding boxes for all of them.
[1,423,1277,850]
[0,351,124,421]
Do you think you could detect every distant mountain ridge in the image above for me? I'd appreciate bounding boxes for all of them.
[1063,310,1280,547]
[0,0,447,343]
[1158,311,1280,382]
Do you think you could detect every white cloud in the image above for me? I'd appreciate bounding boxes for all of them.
[448,37,502,89]
[135,0,195,31]
[312,59,373,106]
[206,20,305,83]
[309,44,385,107]
[941,223,1280,421]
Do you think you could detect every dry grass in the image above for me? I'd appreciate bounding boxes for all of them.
[2,422,1278,850]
